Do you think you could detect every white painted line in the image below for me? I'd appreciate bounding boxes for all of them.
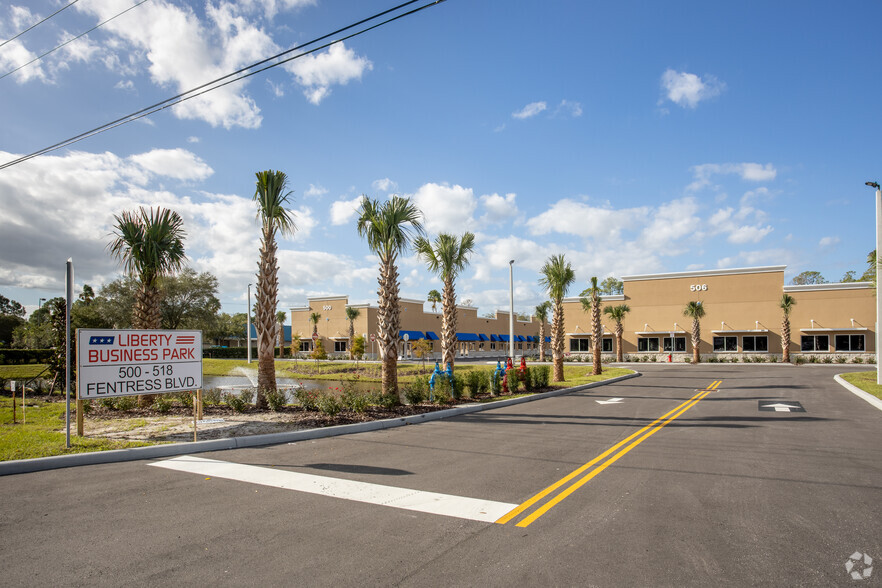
[149,456,516,523]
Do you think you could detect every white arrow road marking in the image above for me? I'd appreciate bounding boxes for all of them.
[150,456,516,523]
[596,398,624,405]
[764,403,801,412]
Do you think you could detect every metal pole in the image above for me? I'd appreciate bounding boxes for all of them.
[509,260,515,360]
[65,258,73,448]
[247,283,252,364]
[875,183,882,384]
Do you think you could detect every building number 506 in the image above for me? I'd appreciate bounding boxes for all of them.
[690,284,708,292]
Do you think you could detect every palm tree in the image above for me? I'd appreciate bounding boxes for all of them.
[414,232,476,371]
[683,301,706,364]
[579,277,603,375]
[357,195,424,400]
[253,170,296,409]
[276,311,287,358]
[427,289,442,312]
[603,304,631,363]
[309,312,321,340]
[779,293,796,363]
[539,254,576,382]
[534,301,551,362]
[345,306,361,360]
[109,206,186,406]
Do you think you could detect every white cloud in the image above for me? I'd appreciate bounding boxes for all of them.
[129,148,214,181]
[660,69,725,108]
[716,249,793,269]
[267,79,285,97]
[372,178,397,192]
[553,100,582,118]
[330,195,363,225]
[187,136,200,143]
[708,204,773,244]
[0,40,48,83]
[305,184,328,197]
[286,42,372,105]
[512,101,547,119]
[114,80,135,91]
[819,236,840,247]
[480,192,518,222]
[688,163,777,191]
[411,183,477,234]
[527,199,650,241]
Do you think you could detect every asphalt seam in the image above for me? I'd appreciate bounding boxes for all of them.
[0,371,641,476]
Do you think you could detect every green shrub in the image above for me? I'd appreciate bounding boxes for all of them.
[368,391,399,408]
[0,377,7,391]
[202,388,224,406]
[489,370,502,396]
[116,395,137,411]
[80,399,92,414]
[264,388,287,411]
[532,365,550,388]
[152,396,172,413]
[769,355,778,363]
[99,397,116,409]
[451,375,464,400]
[294,387,320,411]
[316,392,342,416]
[403,383,425,405]
[795,355,806,365]
[507,369,520,393]
[868,356,875,364]
[522,367,533,391]
[341,388,370,413]
[822,356,833,364]
[433,376,453,404]
[224,391,250,413]
[853,356,864,364]
[835,355,848,364]
[464,370,483,398]
[808,355,819,364]
[175,391,193,408]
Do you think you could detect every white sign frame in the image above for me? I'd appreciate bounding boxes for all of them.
[77,329,203,399]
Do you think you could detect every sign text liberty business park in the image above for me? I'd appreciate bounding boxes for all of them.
[77,329,202,399]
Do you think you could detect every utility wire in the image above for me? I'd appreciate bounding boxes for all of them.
[0,0,150,81]
[0,0,446,171]
[0,0,79,49]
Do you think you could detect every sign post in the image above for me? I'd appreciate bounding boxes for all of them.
[77,330,203,412]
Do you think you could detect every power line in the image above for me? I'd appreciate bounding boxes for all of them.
[0,0,446,172]
[0,0,150,81]
[0,0,80,49]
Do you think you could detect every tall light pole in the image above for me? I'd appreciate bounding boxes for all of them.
[509,259,515,360]
[867,181,881,384]
[247,283,253,364]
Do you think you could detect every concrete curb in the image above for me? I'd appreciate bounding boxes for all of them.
[834,374,882,412]
[0,372,641,476]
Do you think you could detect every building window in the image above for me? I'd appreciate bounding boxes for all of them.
[334,341,347,352]
[517,343,522,350]
[300,340,312,352]
[742,335,768,352]
[835,334,865,352]
[602,338,613,353]
[663,337,687,352]
[713,336,737,352]
[637,338,659,352]
[570,338,591,352]
[801,335,829,352]
[490,342,496,350]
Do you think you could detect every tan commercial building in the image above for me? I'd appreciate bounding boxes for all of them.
[291,265,874,362]
[561,266,873,361]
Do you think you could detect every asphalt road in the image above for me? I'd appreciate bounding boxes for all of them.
[1,365,880,587]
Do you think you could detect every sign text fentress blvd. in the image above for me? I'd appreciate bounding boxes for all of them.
[77,329,203,399]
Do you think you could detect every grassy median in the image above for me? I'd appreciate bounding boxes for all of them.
[840,371,882,401]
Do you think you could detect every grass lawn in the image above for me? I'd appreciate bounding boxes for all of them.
[0,395,152,461]
[0,364,51,380]
[840,371,882,401]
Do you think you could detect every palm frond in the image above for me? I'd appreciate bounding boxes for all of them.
[254,170,296,237]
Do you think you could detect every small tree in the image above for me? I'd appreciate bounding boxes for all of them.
[290,335,301,364]
[351,335,366,365]
[345,307,361,360]
[683,301,706,364]
[276,311,287,357]
[411,338,434,371]
[427,289,442,312]
[311,338,328,362]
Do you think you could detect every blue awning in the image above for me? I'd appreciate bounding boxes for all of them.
[478,334,489,341]
[525,336,535,342]
[490,334,500,342]
[399,330,425,340]
[425,331,439,341]
[499,334,510,342]
[544,336,551,342]
[456,332,479,342]
[516,335,526,342]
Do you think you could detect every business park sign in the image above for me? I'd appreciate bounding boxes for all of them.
[77,329,202,399]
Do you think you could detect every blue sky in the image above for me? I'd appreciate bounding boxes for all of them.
[1,0,880,320]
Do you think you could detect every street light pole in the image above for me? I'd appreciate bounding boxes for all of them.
[509,260,515,360]
[247,283,252,364]
[868,181,881,384]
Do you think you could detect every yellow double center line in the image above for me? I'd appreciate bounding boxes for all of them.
[497,380,723,527]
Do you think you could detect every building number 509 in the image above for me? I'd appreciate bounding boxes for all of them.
[690,284,708,292]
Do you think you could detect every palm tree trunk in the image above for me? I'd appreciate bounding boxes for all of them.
[692,318,701,364]
[615,324,624,363]
[256,227,279,408]
[278,324,284,358]
[538,322,546,362]
[349,320,355,361]
[441,277,456,370]
[551,300,565,382]
[782,317,791,363]
[591,293,602,376]
[377,255,401,401]
[135,283,161,407]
